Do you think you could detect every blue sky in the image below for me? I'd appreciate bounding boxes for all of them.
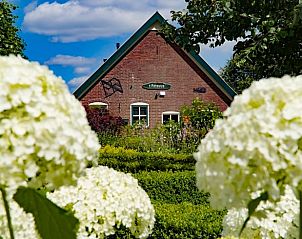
[10,0,234,92]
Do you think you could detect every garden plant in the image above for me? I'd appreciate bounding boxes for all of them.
[0,55,155,239]
[2,55,301,239]
[195,75,302,238]
[94,98,222,155]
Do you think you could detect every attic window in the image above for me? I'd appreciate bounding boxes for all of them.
[88,102,108,109]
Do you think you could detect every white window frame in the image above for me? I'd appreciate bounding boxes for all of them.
[162,111,180,124]
[88,102,108,109]
[130,102,149,126]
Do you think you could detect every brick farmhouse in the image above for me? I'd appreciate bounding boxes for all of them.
[74,12,236,128]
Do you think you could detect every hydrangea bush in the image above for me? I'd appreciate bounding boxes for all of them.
[0,55,100,190]
[222,186,299,239]
[0,195,39,239]
[195,75,302,209]
[47,166,155,239]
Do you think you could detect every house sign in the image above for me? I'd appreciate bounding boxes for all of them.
[142,82,171,90]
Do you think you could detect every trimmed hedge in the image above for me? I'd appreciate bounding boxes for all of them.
[97,146,225,238]
[134,171,209,205]
[98,145,195,173]
[105,203,225,239]
[151,202,225,239]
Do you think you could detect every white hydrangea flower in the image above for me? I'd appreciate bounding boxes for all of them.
[47,166,155,239]
[0,55,100,190]
[195,75,302,208]
[0,193,40,239]
[222,186,299,239]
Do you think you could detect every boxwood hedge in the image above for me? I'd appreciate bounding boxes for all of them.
[106,203,225,239]
[98,145,195,173]
[151,202,225,239]
[134,170,209,205]
[97,146,225,238]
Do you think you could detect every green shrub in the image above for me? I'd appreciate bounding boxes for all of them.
[151,202,225,239]
[103,123,199,154]
[94,99,223,154]
[181,98,223,131]
[98,133,120,146]
[97,145,195,173]
[134,171,209,205]
[105,202,225,239]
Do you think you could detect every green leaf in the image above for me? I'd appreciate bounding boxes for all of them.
[297,137,302,151]
[13,187,79,239]
[239,191,268,237]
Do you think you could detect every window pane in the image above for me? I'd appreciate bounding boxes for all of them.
[140,106,147,115]
[133,116,140,124]
[171,114,179,122]
[132,106,139,115]
[140,116,147,122]
[131,104,149,126]
[163,115,170,124]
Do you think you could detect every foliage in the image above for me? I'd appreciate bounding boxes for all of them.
[223,186,298,238]
[0,55,100,190]
[105,203,225,239]
[0,189,38,239]
[96,145,226,238]
[134,170,209,205]
[0,55,99,238]
[180,98,222,148]
[97,145,195,173]
[85,106,124,136]
[48,166,155,239]
[99,98,222,154]
[150,202,225,239]
[112,124,189,153]
[220,58,256,94]
[195,75,302,209]
[181,98,222,131]
[162,0,302,88]
[97,133,121,146]
[0,54,100,189]
[0,0,25,57]
[195,75,302,236]
[14,187,79,239]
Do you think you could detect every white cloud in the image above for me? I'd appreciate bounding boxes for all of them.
[24,1,38,14]
[74,66,91,74]
[68,76,87,88]
[45,54,98,76]
[200,40,236,54]
[45,54,96,67]
[23,0,186,42]
[198,41,236,72]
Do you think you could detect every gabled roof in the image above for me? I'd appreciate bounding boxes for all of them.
[73,12,236,100]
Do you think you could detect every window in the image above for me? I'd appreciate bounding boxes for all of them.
[162,111,180,124]
[130,102,149,126]
[88,102,108,115]
[88,102,108,109]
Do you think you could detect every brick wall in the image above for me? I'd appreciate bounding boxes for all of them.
[81,30,230,128]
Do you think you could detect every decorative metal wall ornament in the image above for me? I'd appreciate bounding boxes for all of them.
[193,87,207,93]
[100,78,123,98]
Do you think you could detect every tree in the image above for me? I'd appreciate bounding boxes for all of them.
[162,0,302,90]
[0,0,25,57]
[220,57,256,94]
